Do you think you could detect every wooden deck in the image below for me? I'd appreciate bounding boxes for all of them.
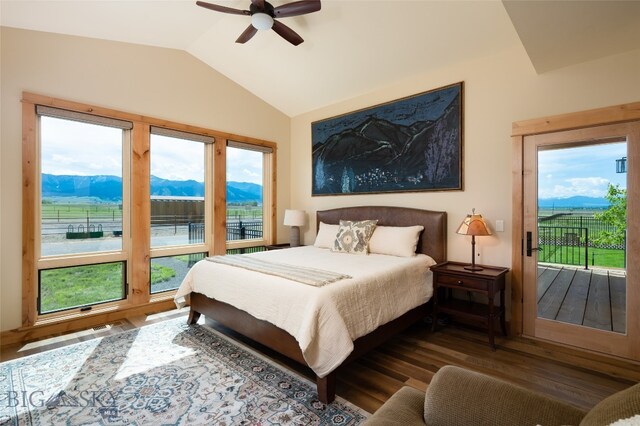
[537,265,626,333]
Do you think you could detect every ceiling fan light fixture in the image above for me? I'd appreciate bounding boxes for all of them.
[251,12,274,30]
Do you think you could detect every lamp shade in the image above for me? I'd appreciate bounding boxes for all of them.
[283,209,305,227]
[456,209,492,236]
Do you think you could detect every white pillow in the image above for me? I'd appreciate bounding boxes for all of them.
[368,225,425,257]
[313,222,340,249]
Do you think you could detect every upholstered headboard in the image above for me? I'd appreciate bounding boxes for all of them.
[316,206,447,263]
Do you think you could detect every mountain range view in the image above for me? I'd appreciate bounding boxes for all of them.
[41,174,262,203]
[41,175,611,209]
[538,196,610,209]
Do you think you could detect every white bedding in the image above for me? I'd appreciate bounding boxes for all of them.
[174,246,435,377]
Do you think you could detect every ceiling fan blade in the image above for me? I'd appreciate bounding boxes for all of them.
[250,0,265,10]
[272,20,304,46]
[236,25,258,44]
[196,1,250,16]
[274,0,321,18]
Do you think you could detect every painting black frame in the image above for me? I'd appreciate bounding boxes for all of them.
[311,82,463,196]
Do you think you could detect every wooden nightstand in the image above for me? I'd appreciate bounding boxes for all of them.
[265,243,291,250]
[430,261,509,351]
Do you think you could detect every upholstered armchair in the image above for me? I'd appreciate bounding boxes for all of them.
[364,365,640,426]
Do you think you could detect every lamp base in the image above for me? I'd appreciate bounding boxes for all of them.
[464,265,484,272]
[289,226,301,247]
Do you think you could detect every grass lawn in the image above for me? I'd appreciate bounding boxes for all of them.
[40,262,176,313]
[226,206,263,220]
[150,263,176,283]
[540,245,626,269]
[40,262,125,313]
[42,201,263,223]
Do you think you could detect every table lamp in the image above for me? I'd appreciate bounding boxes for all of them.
[456,208,492,271]
[284,209,305,247]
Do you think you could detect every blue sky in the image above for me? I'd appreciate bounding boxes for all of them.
[41,117,263,184]
[538,142,627,199]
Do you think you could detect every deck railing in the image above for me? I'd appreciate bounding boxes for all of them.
[538,225,589,269]
[539,214,624,250]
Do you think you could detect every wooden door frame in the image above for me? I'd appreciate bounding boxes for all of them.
[511,102,640,340]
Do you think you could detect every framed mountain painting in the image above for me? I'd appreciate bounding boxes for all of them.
[312,82,463,195]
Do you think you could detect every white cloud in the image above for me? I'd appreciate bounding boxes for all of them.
[150,135,204,181]
[41,117,123,176]
[566,177,609,187]
[226,146,262,184]
[40,116,263,184]
[539,177,610,199]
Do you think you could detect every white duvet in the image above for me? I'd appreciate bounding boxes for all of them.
[174,246,435,377]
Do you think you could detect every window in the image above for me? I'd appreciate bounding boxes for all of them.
[36,106,131,315]
[40,113,128,257]
[22,93,277,326]
[150,128,211,249]
[149,127,213,294]
[226,141,274,250]
[39,262,126,314]
[150,253,206,294]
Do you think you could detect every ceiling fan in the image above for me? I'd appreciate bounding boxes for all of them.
[196,0,321,46]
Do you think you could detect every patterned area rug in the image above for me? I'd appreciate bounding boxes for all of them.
[0,318,368,425]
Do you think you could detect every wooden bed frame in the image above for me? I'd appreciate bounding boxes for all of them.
[187,206,447,403]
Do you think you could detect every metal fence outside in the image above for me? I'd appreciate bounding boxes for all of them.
[538,225,589,269]
[187,219,263,243]
[538,213,626,269]
[539,214,624,249]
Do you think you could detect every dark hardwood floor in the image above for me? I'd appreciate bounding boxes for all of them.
[2,309,638,415]
[236,318,638,414]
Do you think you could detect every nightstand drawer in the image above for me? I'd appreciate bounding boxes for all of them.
[437,274,487,291]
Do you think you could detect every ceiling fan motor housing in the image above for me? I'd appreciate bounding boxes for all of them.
[250,1,275,17]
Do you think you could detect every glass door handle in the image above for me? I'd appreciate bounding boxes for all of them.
[526,231,543,256]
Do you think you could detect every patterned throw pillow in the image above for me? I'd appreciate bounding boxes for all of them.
[332,220,378,255]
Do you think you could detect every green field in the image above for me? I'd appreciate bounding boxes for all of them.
[540,245,626,269]
[41,202,262,221]
[226,206,263,220]
[41,202,123,221]
[40,262,177,313]
[40,262,124,313]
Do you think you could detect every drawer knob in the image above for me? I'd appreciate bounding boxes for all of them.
[457,280,463,285]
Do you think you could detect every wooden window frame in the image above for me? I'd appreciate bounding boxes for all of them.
[21,92,278,329]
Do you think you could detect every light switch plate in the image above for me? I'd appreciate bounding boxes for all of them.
[495,220,504,232]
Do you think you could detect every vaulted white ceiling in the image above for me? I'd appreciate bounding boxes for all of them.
[2,0,639,116]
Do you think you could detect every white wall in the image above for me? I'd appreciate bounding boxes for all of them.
[0,27,291,331]
[290,44,640,273]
